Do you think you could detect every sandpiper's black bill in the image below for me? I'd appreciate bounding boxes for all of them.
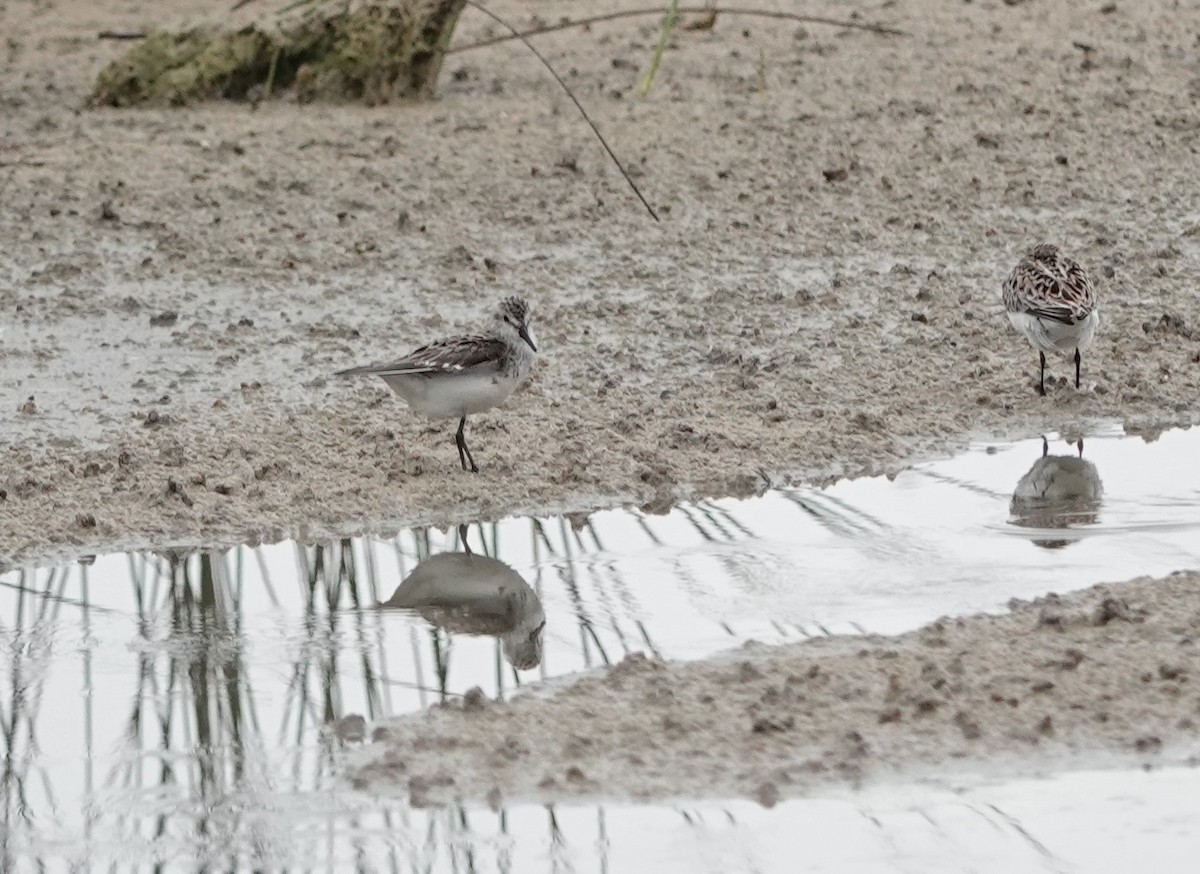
[518,326,537,353]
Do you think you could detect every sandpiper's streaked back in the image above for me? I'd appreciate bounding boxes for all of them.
[1002,243,1099,395]
[336,296,538,472]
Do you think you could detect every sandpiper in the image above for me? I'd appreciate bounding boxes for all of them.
[1010,436,1102,550]
[336,296,538,472]
[1002,243,1099,395]
[379,543,546,670]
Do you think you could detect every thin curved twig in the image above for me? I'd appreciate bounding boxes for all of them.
[463,0,660,222]
[450,5,907,53]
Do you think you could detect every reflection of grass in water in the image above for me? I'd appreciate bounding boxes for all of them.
[530,510,672,665]
[912,467,1008,502]
[109,544,410,862]
[680,500,771,604]
[533,517,611,668]
[3,495,814,866]
[565,516,632,656]
[582,517,663,660]
[1,566,72,866]
[777,488,889,540]
[1,542,626,869]
[102,551,254,857]
[667,499,810,641]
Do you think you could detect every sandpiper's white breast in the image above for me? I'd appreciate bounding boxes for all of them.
[382,368,522,419]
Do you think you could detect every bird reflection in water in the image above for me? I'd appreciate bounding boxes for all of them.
[379,525,546,669]
[1009,437,1103,549]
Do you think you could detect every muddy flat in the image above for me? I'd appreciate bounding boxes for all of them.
[354,570,1200,807]
[3,0,1199,568]
[2,0,1200,828]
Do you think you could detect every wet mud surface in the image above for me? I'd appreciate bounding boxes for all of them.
[3,0,1200,568]
[2,0,1200,819]
[355,570,1200,807]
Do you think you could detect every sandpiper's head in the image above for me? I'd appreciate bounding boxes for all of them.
[493,295,537,353]
[502,618,546,671]
[1028,242,1060,264]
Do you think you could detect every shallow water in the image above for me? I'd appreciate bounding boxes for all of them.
[2,425,1199,871]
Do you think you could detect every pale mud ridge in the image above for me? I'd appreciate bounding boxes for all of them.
[354,571,1200,807]
[2,0,1200,570]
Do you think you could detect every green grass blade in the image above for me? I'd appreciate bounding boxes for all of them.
[639,0,679,97]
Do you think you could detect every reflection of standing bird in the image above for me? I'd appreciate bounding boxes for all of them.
[1002,244,1099,395]
[336,297,538,472]
[380,551,546,670]
[1009,437,1103,549]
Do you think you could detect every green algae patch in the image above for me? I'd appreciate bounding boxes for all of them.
[91,0,466,107]
[92,28,278,106]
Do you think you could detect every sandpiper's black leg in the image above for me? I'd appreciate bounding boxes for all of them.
[1038,351,1047,396]
[1040,435,1049,458]
[458,523,472,554]
[454,417,468,470]
[1076,438,1084,458]
[1074,347,1082,389]
[455,416,479,473]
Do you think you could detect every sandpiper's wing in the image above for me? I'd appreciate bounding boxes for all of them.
[336,334,506,377]
[1004,254,1096,325]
